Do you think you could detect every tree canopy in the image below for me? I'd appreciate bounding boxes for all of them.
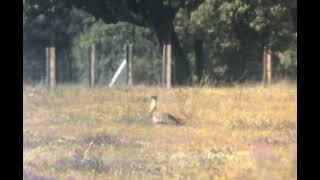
[23,0,297,85]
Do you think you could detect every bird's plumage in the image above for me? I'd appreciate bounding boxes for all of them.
[149,96,184,125]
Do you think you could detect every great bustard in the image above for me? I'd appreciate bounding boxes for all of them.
[148,96,184,125]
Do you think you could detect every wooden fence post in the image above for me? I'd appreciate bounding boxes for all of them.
[263,46,272,87]
[263,46,267,86]
[162,44,167,85]
[125,44,129,86]
[90,44,95,87]
[266,48,272,86]
[128,43,133,87]
[46,47,50,85]
[166,44,172,89]
[49,47,56,89]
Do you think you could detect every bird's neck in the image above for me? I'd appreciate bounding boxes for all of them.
[149,100,157,117]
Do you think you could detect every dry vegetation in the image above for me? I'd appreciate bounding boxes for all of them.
[23,82,296,180]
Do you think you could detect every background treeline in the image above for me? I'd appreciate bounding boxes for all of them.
[23,0,297,86]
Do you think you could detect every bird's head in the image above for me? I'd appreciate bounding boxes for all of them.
[150,96,158,101]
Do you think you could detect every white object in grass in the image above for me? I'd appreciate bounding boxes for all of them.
[109,58,126,87]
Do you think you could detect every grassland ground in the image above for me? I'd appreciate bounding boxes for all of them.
[23,82,297,179]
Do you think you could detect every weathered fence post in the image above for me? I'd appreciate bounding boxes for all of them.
[90,44,95,87]
[128,43,133,87]
[125,44,129,86]
[166,44,172,89]
[263,46,272,87]
[162,45,167,85]
[49,47,56,89]
[266,48,272,86]
[45,47,50,85]
[263,46,267,85]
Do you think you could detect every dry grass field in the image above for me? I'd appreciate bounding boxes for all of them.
[23,82,296,179]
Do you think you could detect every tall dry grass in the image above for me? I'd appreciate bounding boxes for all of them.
[23,81,296,179]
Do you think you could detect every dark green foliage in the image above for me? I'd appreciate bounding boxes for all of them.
[23,0,296,85]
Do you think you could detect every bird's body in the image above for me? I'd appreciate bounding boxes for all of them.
[152,111,182,125]
[149,96,184,125]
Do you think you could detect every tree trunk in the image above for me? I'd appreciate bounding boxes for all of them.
[68,51,73,82]
[194,39,205,83]
[64,50,71,82]
[153,22,191,85]
[171,27,191,85]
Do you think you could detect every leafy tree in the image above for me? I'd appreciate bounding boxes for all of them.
[23,0,296,85]
[188,0,296,82]
[71,19,162,85]
[24,0,74,83]
[26,0,206,84]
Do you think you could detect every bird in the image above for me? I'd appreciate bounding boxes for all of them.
[148,96,184,125]
[83,141,94,161]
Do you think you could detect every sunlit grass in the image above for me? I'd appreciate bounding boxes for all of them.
[23,82,296,179]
